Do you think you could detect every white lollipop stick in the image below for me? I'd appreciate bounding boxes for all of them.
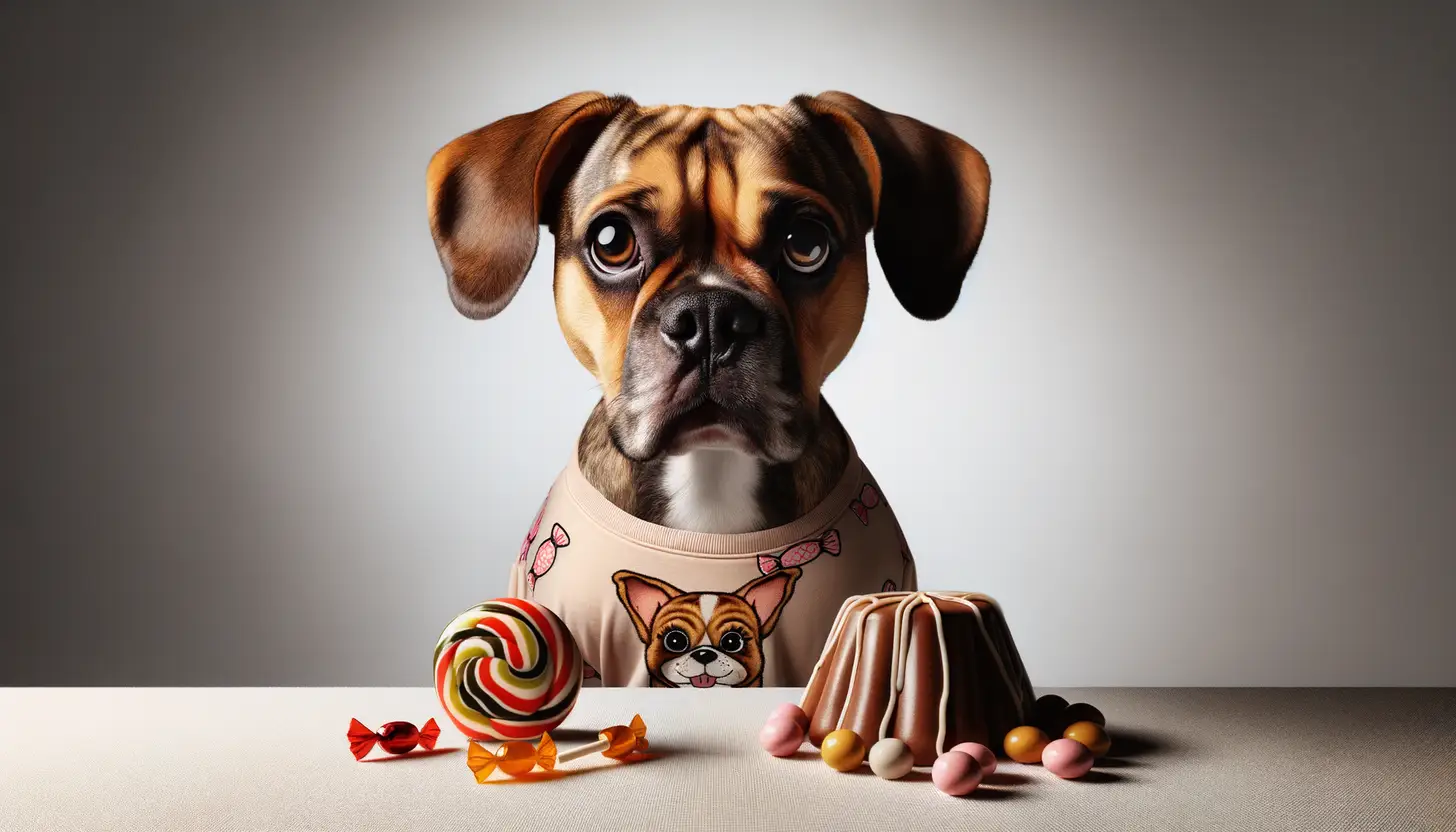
[556,736,611,764]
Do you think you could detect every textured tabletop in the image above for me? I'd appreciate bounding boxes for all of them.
[2,687,1453,831]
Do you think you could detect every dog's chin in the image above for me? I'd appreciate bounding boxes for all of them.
[659,404,759,456]
[610,396,810,463]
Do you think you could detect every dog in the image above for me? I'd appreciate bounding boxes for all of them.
[612,568,801,687]
[426,92,988,686]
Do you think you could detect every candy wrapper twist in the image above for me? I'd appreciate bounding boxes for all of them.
[467,734,558,782]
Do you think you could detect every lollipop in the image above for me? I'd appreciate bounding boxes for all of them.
[466,716,649,781]
[434,598,583,741]
[559,714,650,763]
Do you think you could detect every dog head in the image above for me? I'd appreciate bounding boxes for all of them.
[612,568,801,687]
[427,93,989,463]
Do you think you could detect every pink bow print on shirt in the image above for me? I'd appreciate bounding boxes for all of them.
[518,493,550,563]
[849,483,880,526]
[758,529,840,575]
[525,523,570,594]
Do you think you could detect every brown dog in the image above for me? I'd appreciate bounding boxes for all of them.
[612,567,801,688]
[426,92,988,534]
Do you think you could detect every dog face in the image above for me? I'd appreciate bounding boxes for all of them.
[427,92,989,463]
[612,568,801,687]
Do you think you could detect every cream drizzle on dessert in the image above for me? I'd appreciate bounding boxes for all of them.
[800,591,1031,758]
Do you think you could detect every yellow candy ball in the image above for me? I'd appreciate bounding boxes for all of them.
[1003,725,1051,764]
[1063,720,1112,757]
[820,729,867,772]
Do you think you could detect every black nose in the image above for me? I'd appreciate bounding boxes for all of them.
[689,647,719,665]
[659,290,762,366]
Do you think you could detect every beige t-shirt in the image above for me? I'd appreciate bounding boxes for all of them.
[506,442,917,688]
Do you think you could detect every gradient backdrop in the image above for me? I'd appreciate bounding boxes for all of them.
[3,1,1453,686]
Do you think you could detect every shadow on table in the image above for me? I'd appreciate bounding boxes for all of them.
[360,747,462,763]
[1108,728,1182,759]
[825,766,1027,798]
[910,770,1024,799]
[966,786,1021,801]
[886,771,1027,801]
[543,728,604,743]
[981,771,1031,786]
[475,745,711,785]
[1074,770,1127,784]
[772,755,1035,799]
[781,749,821,762]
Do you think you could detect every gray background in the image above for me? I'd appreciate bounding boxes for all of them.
[2,1,1452,686]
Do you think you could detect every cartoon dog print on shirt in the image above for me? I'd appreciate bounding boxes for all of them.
[612,568,801,688]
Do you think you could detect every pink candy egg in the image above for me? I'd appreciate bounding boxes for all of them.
[931,750,983,796]
[769,702,810,731]
[1042,738,1094,779]
[949,742,997,776]
[759,715,807,757]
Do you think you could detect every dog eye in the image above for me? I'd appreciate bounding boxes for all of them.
[662,628,690,653]
[587,214,640,275]
[718,631,745,654]
[782,216,831,274]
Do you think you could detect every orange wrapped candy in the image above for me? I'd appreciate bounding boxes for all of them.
[467,734,557,782]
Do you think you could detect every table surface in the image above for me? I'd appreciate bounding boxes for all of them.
[2,687,1453,831]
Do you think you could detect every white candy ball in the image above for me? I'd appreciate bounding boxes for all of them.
[867,738,915,780]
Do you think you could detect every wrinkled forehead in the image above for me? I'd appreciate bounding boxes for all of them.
[564,104,864,243]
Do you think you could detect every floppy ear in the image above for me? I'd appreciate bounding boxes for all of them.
[733,567,801,638]
[426,92,628,319]
[795,91,990,321]
[612,570,683,644]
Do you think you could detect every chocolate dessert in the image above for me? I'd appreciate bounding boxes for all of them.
[800,592,1036,766]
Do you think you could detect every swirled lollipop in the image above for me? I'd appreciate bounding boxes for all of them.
[434,598,583,741]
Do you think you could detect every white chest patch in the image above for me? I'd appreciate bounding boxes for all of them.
[661,449,763,533]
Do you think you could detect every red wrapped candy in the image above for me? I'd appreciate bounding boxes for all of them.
[348,718,441,760]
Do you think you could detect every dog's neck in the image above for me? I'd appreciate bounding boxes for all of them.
[658,450,766,533]
[577,400,850,533]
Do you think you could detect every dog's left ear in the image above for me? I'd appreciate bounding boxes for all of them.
[426,92,630,319]
[734,568,802,638]
[795,91,990,321]
[612,570,683,644]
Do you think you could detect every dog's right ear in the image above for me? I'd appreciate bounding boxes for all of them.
[795,92,990,321]
[612,570,683,644]
[733,567,802,639]
[426,92,628,319]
